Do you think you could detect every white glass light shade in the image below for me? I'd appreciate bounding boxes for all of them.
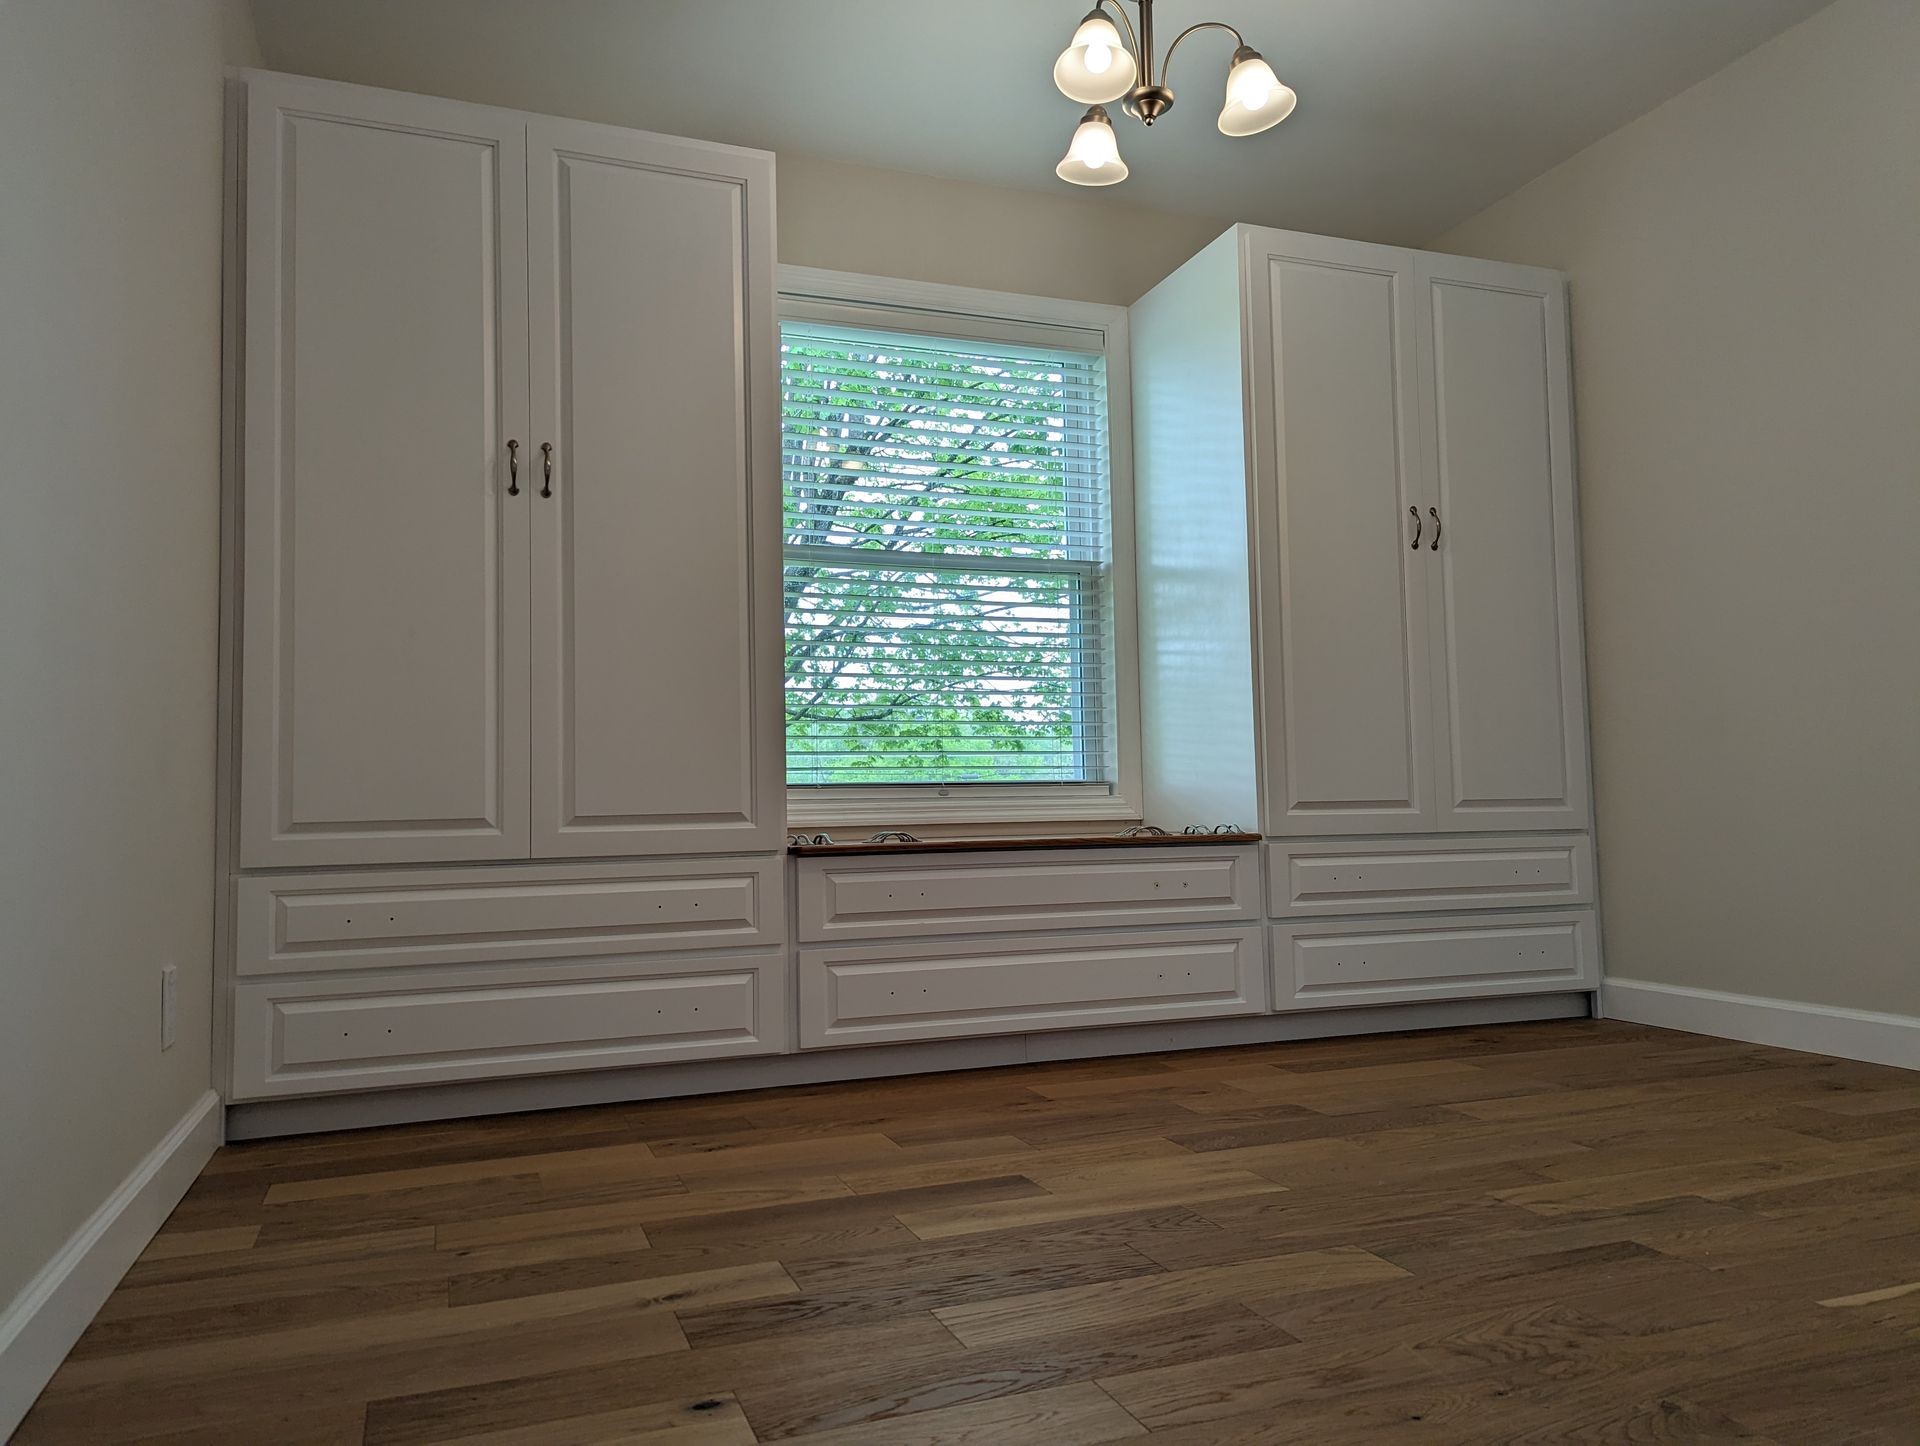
[1055,106,1129,186]
[1053,11,1137,104]
[1218,49,1296,136]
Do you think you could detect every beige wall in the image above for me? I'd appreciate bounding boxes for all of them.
[776,152,1221,305]
[1433,0,1920,1017]
[0,0,260,1315]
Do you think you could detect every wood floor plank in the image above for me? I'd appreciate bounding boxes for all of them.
[933,1245,1408,1348]
[432,1175,849,1250]
[429,1393,758,1446]
[51,1263,773,1388]
[134,1224,262,1261]
[118,1226,439,1290]
[360,1315,965,1446]
[895,1170,1286,1241]
[16,1019,1920,1445]
[733,1304,1295,1441]
[260,1142,657,1203]
[21,1310,693,1443]
[679,1235,1163,1349]
[122,1403,373,1445]
[781,1380,1145,1445]
[835,1135,1184,1195]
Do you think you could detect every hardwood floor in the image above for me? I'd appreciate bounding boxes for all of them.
[19,1019,1920,1443]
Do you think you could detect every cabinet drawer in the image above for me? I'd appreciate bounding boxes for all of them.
[1265,835,1593,917]
[797,846,1258,942]
[1270,909,1598,1010]
[234,858,782,976]
[232,951,786,1098]
[799,926,1266,1048]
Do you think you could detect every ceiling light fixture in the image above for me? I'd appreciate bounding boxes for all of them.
[1055,105,1130,186]
[1052,0,1296,186]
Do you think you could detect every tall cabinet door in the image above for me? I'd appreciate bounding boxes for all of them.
[1414,254,1591,831]
[239,75,531,867]
[1245,230,1439,836]
[526,120,782,858]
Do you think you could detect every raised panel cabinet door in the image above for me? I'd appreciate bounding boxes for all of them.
[527,119,781,857]
[239,74,532,867]
[1244,230,1438,835]
[1414,256,1591,831]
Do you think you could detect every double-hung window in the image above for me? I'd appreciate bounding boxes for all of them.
[778,269,1136,824]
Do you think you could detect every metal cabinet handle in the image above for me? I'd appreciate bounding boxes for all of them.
[1409,506,1422,550]
[506,439,519,496]
[540,442,553,499]
[1429,506,1441,551]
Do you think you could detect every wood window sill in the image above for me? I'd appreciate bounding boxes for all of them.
[786,831,1261,858]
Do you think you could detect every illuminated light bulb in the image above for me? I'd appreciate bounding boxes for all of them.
[1219,47,1296,137]
[1053,10,1135,104]
[1056,106,1129,186]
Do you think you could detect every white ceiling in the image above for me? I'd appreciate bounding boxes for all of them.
[250,0,1830,245]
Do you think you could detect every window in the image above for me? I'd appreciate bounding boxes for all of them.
[779,269,1136,823]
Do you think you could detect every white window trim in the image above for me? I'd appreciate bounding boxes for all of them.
[777,265,1142,829]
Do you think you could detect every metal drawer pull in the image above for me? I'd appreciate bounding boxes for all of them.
[540,442,554,498]
[506,439,519,496]
[1429,506,1441,550]
[1409,506,1421,549]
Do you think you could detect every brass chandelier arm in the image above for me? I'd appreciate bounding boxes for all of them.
[1090,0,1142,67]
[1086,3,1247,91]
[1159,19,1248,85]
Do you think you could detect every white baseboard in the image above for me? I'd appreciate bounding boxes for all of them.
[0,1089,222,1438]
[1603,978,1920,1071]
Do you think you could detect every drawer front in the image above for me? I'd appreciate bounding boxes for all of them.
[1265,835,1593,917]
[1271,909,1598,1010]
[797,846,1259,942]
[799,926,1266,1048]
[232,951,786,1098]
[235,858,782,976]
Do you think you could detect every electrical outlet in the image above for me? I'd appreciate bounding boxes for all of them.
[160,964,178,1051]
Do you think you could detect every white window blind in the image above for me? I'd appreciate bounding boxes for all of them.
[781,316,1116,789]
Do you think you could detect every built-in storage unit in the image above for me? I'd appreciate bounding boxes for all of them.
[219,82,1599,1121]
[1133,225,1600,1014]
[222,70,785,1101]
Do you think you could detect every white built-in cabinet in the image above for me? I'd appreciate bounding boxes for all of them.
[236,73,781,869]
[1133,224,1600,1017]
[224,71,788,1103]
[1134,226,1591,837]
[222,80,1598,1115]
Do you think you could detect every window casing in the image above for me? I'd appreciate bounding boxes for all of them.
[778,268,1139,826]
